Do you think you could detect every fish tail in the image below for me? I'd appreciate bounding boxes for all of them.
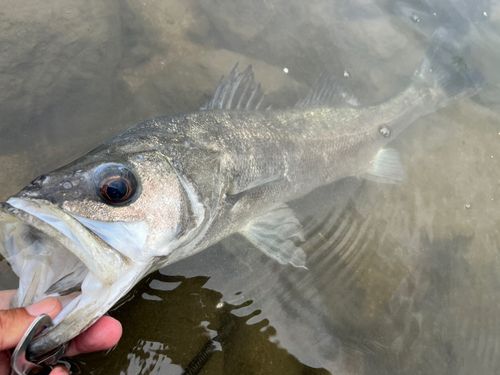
[413,27,483,108]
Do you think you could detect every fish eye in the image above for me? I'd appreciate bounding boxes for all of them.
[96,166,139,205]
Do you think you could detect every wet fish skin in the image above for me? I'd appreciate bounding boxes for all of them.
[48,92,432,266]
[0,27,483,357]
[115,100,423,252]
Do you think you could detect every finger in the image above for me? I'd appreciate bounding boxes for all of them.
[0,290,16,310]
[50,365,70,375]
[65,316,122,357]
[0,297,62,351]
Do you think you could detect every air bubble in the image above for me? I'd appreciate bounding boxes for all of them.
[379,125,391,138]
[465,203,471,209]
[216,302,224,309]
[283,67,289,73]
[62,182,72,189]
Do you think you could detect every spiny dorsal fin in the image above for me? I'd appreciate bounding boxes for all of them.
[295,71,361,108]
[201,64,271,111]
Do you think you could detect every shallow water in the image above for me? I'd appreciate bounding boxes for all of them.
[2,0,500,374]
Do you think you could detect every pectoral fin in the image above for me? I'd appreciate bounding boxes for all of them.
[361,148,407,184]
[240,203,307,268]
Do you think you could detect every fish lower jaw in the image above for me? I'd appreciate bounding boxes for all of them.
[0,199,146,357]
[28,266,145,358]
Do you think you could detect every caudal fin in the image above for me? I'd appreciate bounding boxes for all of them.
[413,27,483,108]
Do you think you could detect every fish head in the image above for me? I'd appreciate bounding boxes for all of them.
[0,134,194,358]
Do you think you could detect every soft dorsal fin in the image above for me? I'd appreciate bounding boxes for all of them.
[296,71,361,108]
[201,64,271,111]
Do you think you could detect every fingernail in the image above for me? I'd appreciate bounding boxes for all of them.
[26,297,58,317]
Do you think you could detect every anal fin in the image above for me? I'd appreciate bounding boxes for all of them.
[361,148,407,184]
[240,203,307,268]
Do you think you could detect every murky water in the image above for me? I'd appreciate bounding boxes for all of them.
[2,0,500,374]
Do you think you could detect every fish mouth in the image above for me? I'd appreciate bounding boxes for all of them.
[0,198,147,358]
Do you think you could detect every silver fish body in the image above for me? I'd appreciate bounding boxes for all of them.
[124,95,430,253]
[0,27,483,358]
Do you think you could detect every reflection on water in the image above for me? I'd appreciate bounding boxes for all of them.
[69,273,330,375]
[2,0,500,374]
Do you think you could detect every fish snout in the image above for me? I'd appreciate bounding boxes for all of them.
[15,171,93,205]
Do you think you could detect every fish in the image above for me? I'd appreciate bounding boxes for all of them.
[0,27,482,359]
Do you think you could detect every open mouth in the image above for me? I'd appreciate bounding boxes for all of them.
[0,198,144,357]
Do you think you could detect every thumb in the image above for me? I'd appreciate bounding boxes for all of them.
[0,298,62,351]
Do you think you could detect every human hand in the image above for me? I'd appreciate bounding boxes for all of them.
[0,290,122,375]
